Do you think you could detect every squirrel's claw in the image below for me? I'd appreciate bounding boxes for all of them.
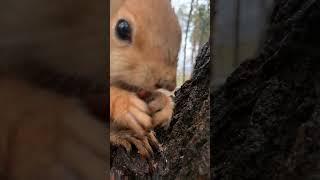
[110,130,160,159]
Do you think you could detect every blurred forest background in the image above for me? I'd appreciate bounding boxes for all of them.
[172,0,275,88]
[213,0,274,88]
[172,0,210,87]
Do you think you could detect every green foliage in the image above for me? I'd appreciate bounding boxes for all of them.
[176,0,210,48]
[174,0,210,84]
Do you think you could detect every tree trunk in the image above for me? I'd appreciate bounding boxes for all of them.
[191,41,197,66]
[233,0,240,68]
[111,42,210,179]
[182,0,195,82]
[212,0,320,179]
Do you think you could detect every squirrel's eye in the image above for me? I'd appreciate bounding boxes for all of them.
[116,19,132,42]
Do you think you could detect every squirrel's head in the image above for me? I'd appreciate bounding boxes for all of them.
[110,0,181,92]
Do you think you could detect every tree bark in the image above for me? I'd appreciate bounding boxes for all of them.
[212,0,320,179]
[111,42,210,179]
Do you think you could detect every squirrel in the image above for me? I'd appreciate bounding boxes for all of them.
[0,0,106,179]
[110,0,181,158]
[0,0,180,179]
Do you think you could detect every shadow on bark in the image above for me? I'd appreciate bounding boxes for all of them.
[212,0,320,179]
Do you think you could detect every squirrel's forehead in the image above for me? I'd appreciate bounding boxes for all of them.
[123,0,176,21]
[117,0,181,50]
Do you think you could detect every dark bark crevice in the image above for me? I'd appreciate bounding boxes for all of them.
[212,0,320,179]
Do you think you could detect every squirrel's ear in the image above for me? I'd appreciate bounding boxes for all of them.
[110,0,126,18]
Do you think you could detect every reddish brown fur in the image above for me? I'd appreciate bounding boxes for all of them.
[0,78,106,179]
[110,0,181,90]
[0,0,107,179]
[110,0,181,157]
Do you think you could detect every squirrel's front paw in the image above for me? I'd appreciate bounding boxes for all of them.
[111,88,152,136]
[148,89,175,129]
[110,130,160,158]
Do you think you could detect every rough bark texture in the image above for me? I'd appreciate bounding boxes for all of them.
[111,42,210,179]
[212,0,320,179]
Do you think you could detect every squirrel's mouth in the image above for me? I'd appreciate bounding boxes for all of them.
[11,61,107,119]
[112,80,153,100]
[18,64,106,98]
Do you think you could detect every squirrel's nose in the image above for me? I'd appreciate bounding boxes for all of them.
[155,79,176,91]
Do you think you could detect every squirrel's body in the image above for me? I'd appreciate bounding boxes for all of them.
[0,0,181,178]
[110,0,181,156]
[0,0,106,179]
